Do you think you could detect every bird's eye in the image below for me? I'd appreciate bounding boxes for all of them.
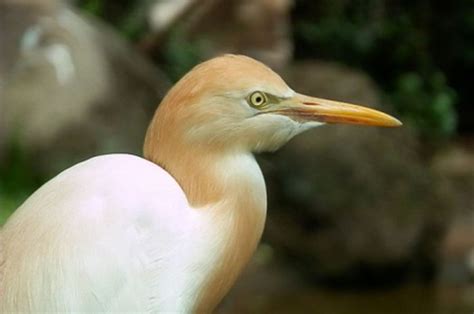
[248,91,267,108]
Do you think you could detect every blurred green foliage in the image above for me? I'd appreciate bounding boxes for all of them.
[293,0,474,137]
[0,142,43,225]
[390,72,457,138]
[78,0,205,81]
[78,0,151,40]
[161,29,205,82]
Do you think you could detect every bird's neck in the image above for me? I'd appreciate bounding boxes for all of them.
[144,134,267,311]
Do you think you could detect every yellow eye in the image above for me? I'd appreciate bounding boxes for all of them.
[248,91,267,108]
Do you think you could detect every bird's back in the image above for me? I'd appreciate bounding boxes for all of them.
[0,154,191,312]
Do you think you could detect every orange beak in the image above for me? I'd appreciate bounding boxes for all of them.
[268,93,402,127]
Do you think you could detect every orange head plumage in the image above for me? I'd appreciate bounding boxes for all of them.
[145,54,400,157]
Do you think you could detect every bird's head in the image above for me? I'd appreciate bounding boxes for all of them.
[145,55,401,154]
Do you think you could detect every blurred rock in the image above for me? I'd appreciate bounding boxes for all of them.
[433,144,474,283]
[432,145,474,215]
[149,0,193,32]
[0,0,60,80]
[260,61,451,286]
[149,0,293,69]
[0,0,169,176]
[0,0,60,159]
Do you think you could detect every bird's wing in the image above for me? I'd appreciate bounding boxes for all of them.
[0,154,193,312]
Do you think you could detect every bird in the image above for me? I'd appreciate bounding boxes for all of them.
[0,54,401,312]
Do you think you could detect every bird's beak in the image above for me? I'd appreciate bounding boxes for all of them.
[267,93,402,127]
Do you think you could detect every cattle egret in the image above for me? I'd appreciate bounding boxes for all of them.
[0,55,401,312]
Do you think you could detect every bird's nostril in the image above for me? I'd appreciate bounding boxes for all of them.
[303,102,321,106]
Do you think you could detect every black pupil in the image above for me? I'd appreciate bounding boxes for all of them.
[255,96,262,103]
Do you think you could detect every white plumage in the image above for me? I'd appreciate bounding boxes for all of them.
[2,155,184,311]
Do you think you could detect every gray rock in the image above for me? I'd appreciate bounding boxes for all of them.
[0,1,169,175]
